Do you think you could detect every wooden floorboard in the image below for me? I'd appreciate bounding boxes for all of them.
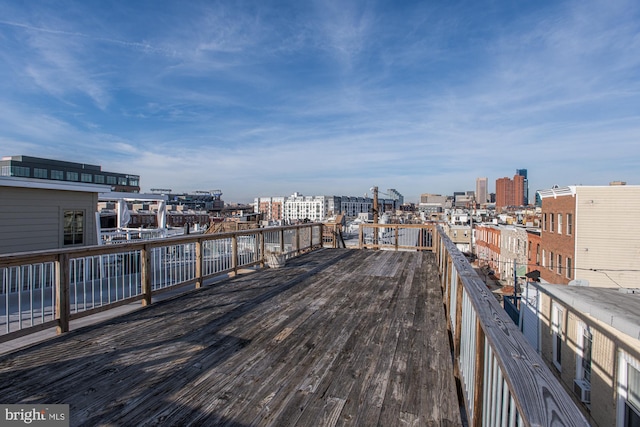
[0,248,461,426]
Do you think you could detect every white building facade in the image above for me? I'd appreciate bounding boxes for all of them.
[255,193,399,223]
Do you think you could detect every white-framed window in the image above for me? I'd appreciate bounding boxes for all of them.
[567,213,573,235]
[617,351,640,427]
[552,303,563,371]
[557,254,562,275]
[63,210,84,246]
[576,322,593,385]
[558,213,563,234]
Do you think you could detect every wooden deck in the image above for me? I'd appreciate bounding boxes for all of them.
[0,249,461,426]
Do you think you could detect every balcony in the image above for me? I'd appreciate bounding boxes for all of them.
[0,224,587,426]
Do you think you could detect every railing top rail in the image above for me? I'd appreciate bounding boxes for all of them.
[359,223,435,228]
[437,227,588,426]
[0,223,322,266]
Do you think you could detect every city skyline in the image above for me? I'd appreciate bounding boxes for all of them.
[1,1,639,203]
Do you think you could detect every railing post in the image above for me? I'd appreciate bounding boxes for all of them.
[260,230,266,267]
[141,245,152,306]
[394,225,399,251]
[195,239,203,289]
[55,253,70,335]
[472,319,486,427]
[231,234,238,276]
[454,274,464,363]
[279,228,285,254]
[295,226,300,255]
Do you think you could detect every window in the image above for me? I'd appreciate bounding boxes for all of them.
[51,170,64,180]
[118,177,127,185]
[625,363,640,427]
[577,324,592,384]
[34,168,48,178]
[550,213,555,232]
[0,166,9,176]
[558,213,563,234]
[567,257,573,279]
[94,175,105,184]
[552,304,563,371]
[63,210,84,246]
[536,244,540,266]
[583,329,593,384]
[549,251,554,270]
[107,176,117,185]
[66,171,79,181]
[9,166,30,177]
[557,254,562,274]
[81,173,93,183]
[567,213,573,235]
[543,213,547,231]
[128,178,139,186]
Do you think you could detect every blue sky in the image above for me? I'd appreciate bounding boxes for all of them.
[1,0,639,203]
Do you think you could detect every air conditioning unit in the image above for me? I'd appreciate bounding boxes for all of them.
[574,379,591,403]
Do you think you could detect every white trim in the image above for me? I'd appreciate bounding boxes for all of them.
[0,176,110,193]
[552,303,564,371]
[98,191,168,202]
[618,351,640,427]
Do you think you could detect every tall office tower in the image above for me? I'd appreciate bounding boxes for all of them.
[476,177,488,204]
[514,174,525,207]
[496,174,526,210]
[495,177,513,210]
[516,169,529,205]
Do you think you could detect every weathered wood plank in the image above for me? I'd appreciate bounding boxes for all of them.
[0,249,461,426]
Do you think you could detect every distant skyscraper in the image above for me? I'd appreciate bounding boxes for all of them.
[476,177,488,204]
[516,169,529,205]
[496,173,526,210]
[495,177,513,210]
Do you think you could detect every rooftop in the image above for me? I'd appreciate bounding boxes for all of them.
[537,283,640,341]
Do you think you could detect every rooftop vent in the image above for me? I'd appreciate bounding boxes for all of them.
[568,279,590,287]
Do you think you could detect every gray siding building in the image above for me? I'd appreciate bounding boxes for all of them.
[0,176,110,254]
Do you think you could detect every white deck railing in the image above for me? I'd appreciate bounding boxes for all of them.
[0,224,323,340]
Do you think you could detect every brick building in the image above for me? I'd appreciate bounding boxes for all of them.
[495,174,525,211]
[538,184,640,287]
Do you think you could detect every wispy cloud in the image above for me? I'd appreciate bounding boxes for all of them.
[0,0,638,202]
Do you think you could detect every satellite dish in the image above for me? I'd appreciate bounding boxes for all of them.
[569,279,590,287]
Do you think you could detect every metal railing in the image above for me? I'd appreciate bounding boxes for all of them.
[0,223,323,342]
[358,223,435,250]
[434,227,588,426]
